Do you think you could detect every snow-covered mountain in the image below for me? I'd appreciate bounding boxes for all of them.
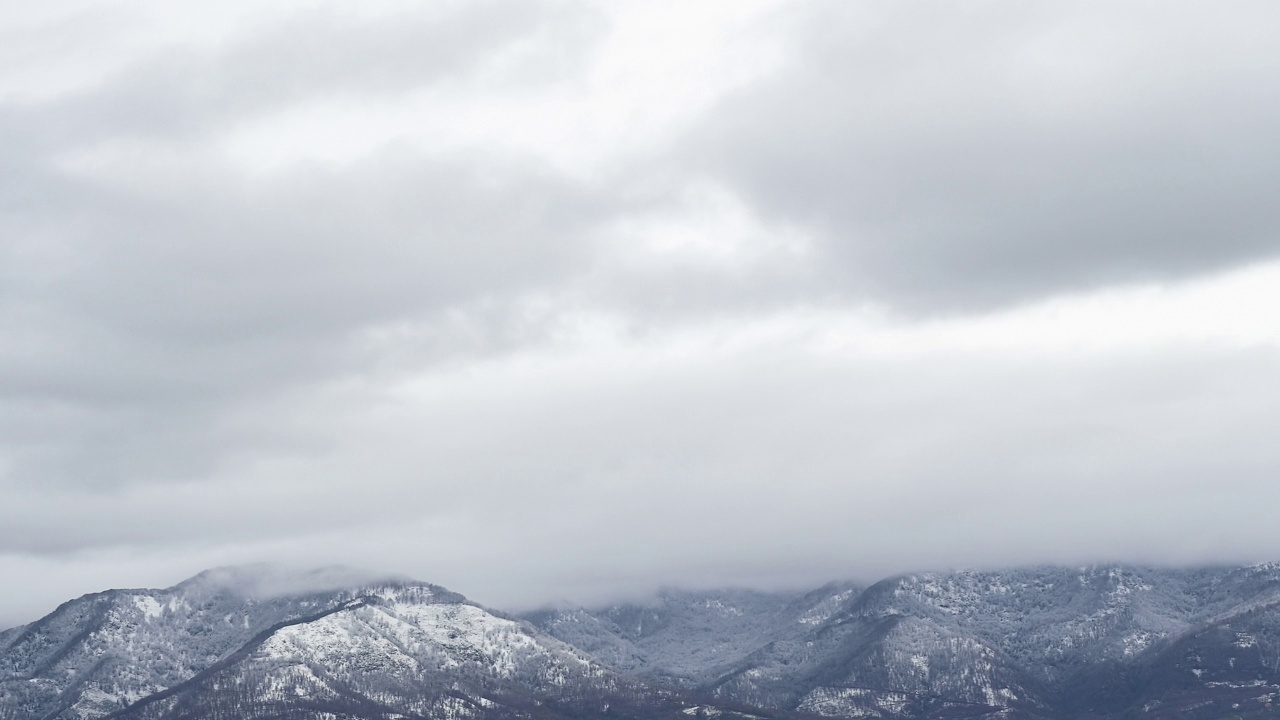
[5,564,1280,720]
[528,564,1280,719]
[522,582,863,687]
[0,566,646,720]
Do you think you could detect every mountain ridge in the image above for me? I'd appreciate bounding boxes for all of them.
[4,563,1280,720]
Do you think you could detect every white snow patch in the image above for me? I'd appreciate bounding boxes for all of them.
[1121,631,1155,656]
[700,599,743,616]
[131,595,163,620]
[799,589,856,626]
[799,686,911,718]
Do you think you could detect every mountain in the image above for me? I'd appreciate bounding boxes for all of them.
[4,564,1280,720]
[522,582,863,688]
[0,566,659,720]
[535,564,1280,719]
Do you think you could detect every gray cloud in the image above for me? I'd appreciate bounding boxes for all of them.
[0,2,617,492]
[8,0,598,148]
[5,338,1280,622]
[0,149,618,488]
[4,0,1280,630]
[684,0,1280,309]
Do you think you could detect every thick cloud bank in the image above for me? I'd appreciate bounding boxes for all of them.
[3,0,1280,628]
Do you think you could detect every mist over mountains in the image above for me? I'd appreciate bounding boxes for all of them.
[7,7,1280,720]
[9,0,1280,634]
[4,563,1280,720]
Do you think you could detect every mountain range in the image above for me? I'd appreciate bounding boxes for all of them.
[4,563,1280,720]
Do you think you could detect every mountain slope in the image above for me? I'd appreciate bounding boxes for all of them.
[0,567,626,720]
[7,564,1280,720]
[522,582,863,687]
[100,585,626,720]
[0,567,385,720]
[537,564,1280,719]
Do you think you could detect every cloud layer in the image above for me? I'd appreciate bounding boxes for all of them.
[687,1,1280,308]
[3,0,1280,628]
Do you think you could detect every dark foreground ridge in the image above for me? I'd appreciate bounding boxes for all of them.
[4,563,1280,719]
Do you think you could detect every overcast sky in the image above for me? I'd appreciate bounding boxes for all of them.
[4,0,1280,628]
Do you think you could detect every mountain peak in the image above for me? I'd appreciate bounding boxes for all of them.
[174,562,413,599]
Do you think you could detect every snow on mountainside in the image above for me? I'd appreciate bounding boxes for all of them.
[106,584,626,720]
[0,566,627,720]
[0,565,388,720]
[539,564,1280,719]
[6,563,1280,720]
[522,582,864,687]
